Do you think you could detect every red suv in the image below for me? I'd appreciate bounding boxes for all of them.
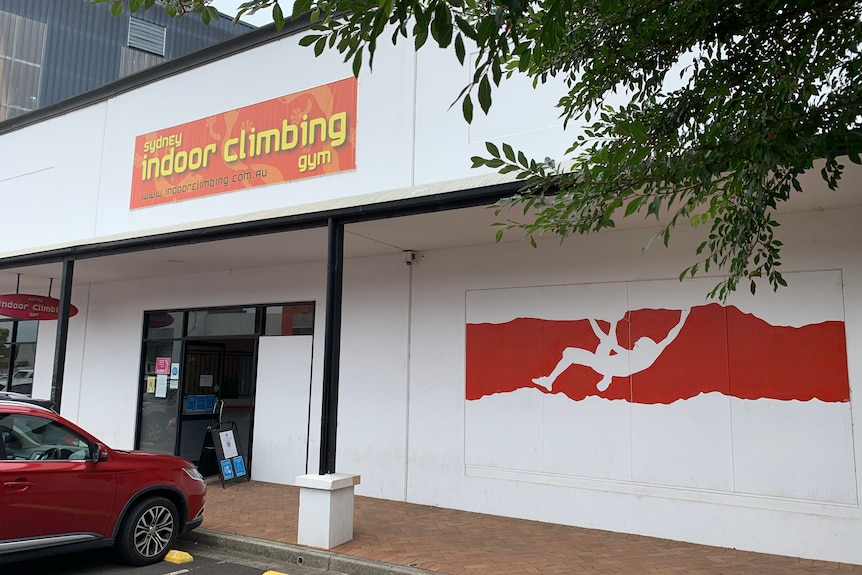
[0,400,206,566]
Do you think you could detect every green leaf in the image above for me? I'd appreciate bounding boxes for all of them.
[478,75,492,114]
[462,94,474,123]
[314,36,326,56]
[476,15,496,45]
[454,16,477,41]
[414,28,428,50]
[430,3,453,48]
[292,0,313,20]
[352,47,363,77]
[299,34,320,47]
[502,143,515,162]
[628,121,648,143]
[624,197,642,216]
[485,141,500,157]
[518,51,531,73]
[110,0,123,17]
[272,2,285,29]
[454,34,465,64]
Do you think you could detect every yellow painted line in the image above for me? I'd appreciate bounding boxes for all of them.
[262,571,290,575]
[164,549,194,564]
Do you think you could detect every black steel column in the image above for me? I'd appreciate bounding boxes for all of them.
[51,258,74,412]
[319,218,344,474]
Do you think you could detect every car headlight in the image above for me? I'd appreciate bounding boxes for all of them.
[183,467,205,481]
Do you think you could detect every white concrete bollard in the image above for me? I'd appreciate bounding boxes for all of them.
[295,473,361,549]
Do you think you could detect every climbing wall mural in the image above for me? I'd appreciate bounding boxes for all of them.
[464,272,856,505]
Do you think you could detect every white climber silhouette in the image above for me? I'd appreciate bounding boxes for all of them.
[532,308,690,392]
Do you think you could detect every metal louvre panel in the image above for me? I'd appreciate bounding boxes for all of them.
[0,9,46,119]
[0,10,14,60]
[11,9,46,61]
[127,16,165,56]
[119,45,162,78]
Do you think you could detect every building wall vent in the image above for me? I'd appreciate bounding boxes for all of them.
[128,17,166,56]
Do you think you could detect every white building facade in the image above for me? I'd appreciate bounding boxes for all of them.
[1,21,861,565]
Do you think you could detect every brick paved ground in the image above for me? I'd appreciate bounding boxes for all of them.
[202,480,862,575]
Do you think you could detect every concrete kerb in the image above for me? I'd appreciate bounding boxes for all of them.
[179,528,440,575]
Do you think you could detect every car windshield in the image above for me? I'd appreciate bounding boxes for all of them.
[0,413,90,460]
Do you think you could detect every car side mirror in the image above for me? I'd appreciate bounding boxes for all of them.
[91,443,108,463]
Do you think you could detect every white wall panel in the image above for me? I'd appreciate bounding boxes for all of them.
[336,254,411,500]
[0,104,107,253]
[731,398,857,504]
[75,281,146,448]
[466,387,544,472]
[630,395,734,490]
[465,286,540,324]
[541,282,628,322]
[413,47,579,186]
[543,394,632,481]
[252,335,313,485]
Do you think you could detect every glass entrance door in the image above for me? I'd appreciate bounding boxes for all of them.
[178,339,255,464]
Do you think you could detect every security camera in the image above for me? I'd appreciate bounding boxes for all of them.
[402,251,421,266]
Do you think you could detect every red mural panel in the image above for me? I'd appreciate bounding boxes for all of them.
[630,305,729,404]
[466,303,849,404]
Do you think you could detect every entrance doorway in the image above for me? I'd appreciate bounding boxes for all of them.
[178,338,255,463]
[136,303,316,478]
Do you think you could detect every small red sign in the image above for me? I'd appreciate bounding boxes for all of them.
[0,294,79,321]
[155,357,172,375]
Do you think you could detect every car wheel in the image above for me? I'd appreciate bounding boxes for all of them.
[143,415,166,442]
[115,496,179,566]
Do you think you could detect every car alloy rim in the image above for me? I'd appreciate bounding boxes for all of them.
[145,421,162,441]
[133,504,174,557]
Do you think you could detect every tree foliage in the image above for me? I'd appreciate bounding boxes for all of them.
[96,0,862,298]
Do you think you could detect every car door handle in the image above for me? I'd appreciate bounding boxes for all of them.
[4,481,33,491]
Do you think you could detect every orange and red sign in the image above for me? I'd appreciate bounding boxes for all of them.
[130,77,357,209]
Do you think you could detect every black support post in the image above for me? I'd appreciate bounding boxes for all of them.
[319,218,344,475]
[51,258,74,412]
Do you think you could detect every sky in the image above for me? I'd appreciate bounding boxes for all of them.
[209,0,276,27]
